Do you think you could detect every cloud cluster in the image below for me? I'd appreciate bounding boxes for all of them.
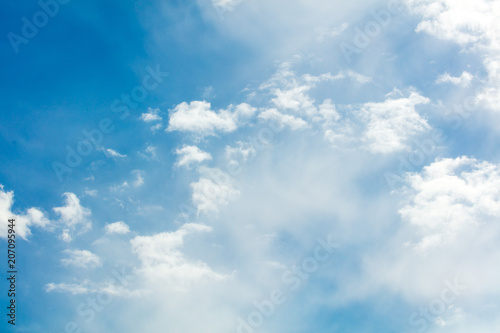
[0,186,91,242]
[105,221,131,235]
[0,185,50,239]
[54,193,92,242]
[175,145,213,168]
[406,0,500,111]
[167,101,255,137]
[130,223,229,290]
[61,249,103,268]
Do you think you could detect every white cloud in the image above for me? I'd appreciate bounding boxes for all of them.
[132,170,145,187]
[97,146,127,158]
[0,185,50,239]
[406,0,500,111]
[175,145,212,168]
[167,101,239,136]
[314,99,341,124]
[53,193,92,242]
[45,280,142,297]
[45,282,92,295]
[105,221,131,235]
[436,71,473,86]
[344,156,500,314]
[258,108,308,130]
[140,107,162,122]
[61,249,102,268]
[139,146,158,160]
[233,102,258,118]
[345,70,373,84]
[261,62,330,116]
[400,156,500,250]
[259,62,371,121]
[359,92,430,154]
[191,167,240,214]
[226,141,257,164]
[131,223,228,290]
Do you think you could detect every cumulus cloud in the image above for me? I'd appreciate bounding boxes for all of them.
[105,221,131,234]
[400,156,500,250]
[140,107,162,122]
[53,193,92,242]
[260,62,371,119]
[166,101,235,136]
[225,141,257,165]
[359,92,430,154]
[258,108,308,130]
[406,0,500,111]
[131,223,228,290]
[175,145,212,168]
[436,72,473,86]
[191,167,240,214]
[0,185,50,239]
[61,249,102,268]
[341,156,500,319]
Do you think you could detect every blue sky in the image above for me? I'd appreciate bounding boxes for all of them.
[1,0,500,332]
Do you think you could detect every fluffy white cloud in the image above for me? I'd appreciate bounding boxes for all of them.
[61,249,102,268]
[436,71,473,86]
[359,92,430,154]
[105,221,131,234]
[225,141,257,165]
[140,107,162,122]
[341,156,500,321]
[260,62,350,117]
[314,99,341,124]
[0,185,50,239]
[131,223,228,290]
[53,193,92,242]
[406,0,500,111]
[258,108,308,130]
[167,101,238,136]
[175,145,213,168]
[191,167,240,214]
[400,156,500,250]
